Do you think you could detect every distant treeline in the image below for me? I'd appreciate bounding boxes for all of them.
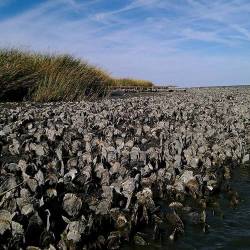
[0,49,154,102]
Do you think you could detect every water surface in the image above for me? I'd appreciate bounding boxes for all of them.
[124,164,250,250]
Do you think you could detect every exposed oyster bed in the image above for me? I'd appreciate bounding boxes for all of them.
[0,88,249,249]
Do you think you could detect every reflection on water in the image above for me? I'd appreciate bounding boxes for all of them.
[124,165,250,250]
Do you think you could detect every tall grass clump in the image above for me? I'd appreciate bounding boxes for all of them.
[111,78,153,88]
[0,49,38,101]
[0,49,110,102]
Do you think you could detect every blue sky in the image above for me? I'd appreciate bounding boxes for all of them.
[0,0,250,86]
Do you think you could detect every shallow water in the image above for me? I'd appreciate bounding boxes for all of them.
[123,164,250,250]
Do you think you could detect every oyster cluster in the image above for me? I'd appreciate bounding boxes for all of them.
[0,87,249,249]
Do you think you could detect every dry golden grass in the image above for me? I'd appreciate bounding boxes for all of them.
[0,49,154,102]
[111,78,153,88]
[0,49,110,101]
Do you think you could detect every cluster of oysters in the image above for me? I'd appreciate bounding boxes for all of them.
[0,87,249,249]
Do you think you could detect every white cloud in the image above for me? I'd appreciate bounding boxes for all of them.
[0,0,249,86]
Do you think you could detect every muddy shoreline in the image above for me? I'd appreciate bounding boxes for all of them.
[0,88,249,249]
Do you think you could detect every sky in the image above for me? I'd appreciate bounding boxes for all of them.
[0,0,250,86]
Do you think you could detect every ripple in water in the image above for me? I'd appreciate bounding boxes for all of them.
[123,164,250,250]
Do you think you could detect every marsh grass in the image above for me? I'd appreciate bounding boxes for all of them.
[0,49,154,102]
[111,78,153,88]
[0,49,110,102]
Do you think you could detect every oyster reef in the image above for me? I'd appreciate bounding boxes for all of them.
[0,87,249,249]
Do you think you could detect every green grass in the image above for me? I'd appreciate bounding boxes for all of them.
[0,49,154,102]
